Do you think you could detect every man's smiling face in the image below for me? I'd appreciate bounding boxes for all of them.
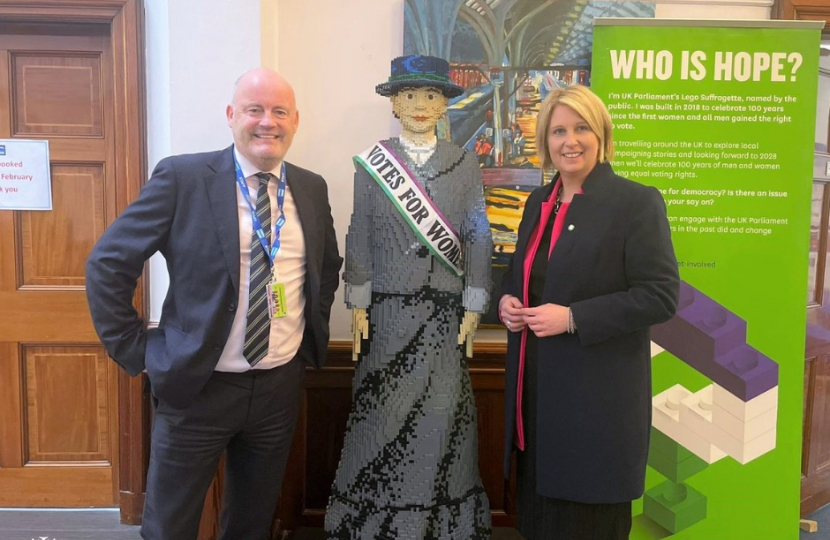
[227,69,299,171]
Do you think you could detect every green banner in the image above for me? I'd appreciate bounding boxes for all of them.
[591,19,821,539]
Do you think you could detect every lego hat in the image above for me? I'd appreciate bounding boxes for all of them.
[376,55,464,98]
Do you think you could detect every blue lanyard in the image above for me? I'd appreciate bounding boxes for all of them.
[234,158,287,269]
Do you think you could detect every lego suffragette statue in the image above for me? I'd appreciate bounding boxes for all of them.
[325,55,493,540]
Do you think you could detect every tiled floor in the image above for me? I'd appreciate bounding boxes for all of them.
[0,509,141,540]
[0,510,523,540]
[1,507,828,539]
[803,504,830,540]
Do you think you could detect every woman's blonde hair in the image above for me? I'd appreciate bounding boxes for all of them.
[535,84,614,170]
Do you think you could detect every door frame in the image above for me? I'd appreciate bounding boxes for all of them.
[0,0,149,524]
[774,0,830,22]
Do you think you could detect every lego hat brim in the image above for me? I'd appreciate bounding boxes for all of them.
[376,79,464,99]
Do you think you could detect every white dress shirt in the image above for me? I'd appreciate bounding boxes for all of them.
[215,148,307,371]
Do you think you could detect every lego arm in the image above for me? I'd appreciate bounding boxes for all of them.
[457,311,480,358]
[458,152,493,357]
[344,163,374,361]
[352,308,369,362]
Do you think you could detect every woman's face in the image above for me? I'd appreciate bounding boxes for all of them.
[547,104,599,181]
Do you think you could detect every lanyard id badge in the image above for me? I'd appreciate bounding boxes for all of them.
[267,267,287,319]
[267,280,288,318]
[234,156,289,319]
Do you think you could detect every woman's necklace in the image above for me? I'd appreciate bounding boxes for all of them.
[553,184,563,214]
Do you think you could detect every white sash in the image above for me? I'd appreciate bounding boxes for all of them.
[354,142,464,277]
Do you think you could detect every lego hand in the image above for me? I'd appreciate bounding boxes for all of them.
[499,294,527,333]
[352,308,369,362]
[518,303,568,337]
[457,311,480,358]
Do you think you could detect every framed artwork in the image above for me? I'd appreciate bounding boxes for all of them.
[404,0,655,325]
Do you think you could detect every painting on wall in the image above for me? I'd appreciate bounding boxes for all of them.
[403,0,655,325]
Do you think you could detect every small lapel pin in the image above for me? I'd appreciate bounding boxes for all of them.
[567,224,575,231]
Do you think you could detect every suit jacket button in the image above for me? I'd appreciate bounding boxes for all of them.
[228,303,236,311]
[213,343,222,351]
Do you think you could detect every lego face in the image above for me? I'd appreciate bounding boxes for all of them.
[547,104,599,181]
[391,87,448,135]
[227,71,299,171]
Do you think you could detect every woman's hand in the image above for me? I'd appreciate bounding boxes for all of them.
[499,295,528,333]
[519,303,569,337]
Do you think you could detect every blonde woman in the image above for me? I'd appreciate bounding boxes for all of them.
[499,85,679,539]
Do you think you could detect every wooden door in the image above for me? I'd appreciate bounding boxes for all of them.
[0,0,147,512]
[803,103,830,517]
[776,0,830,516]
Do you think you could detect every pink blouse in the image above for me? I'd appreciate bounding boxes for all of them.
[514,179,579,451]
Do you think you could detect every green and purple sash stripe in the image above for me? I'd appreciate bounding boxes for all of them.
[354,142,463,277]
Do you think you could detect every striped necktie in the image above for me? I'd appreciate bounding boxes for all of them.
[243,172,272,366]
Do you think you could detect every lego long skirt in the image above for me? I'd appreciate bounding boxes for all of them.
[325,291,491,540]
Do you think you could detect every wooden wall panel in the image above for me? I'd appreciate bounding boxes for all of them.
[11,53,103,137]
[23,345,111,463]
[471,384,510,516]
[18,163,105,288]
[304,385,352,510]
[801,358,816,480]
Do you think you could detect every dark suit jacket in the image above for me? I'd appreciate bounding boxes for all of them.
[502,162,679,503]
[86,146,342,409]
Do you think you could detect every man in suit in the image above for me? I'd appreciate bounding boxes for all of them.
[85,68,342,540]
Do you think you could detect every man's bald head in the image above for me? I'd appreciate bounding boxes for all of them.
[227,68,299,171]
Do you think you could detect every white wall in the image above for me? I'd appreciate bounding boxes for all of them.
[145,0,261,321]
[275,0,403,340]
[655,0,771,18]
[146,0,775,339]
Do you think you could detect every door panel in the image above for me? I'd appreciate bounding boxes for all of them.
[11,53,104,137]
[24,346,114,463]
[18,163,107,287]
[802,354,830,515]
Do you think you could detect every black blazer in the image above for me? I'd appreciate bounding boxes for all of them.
[502,162,679,503]
[86,146,342,408]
